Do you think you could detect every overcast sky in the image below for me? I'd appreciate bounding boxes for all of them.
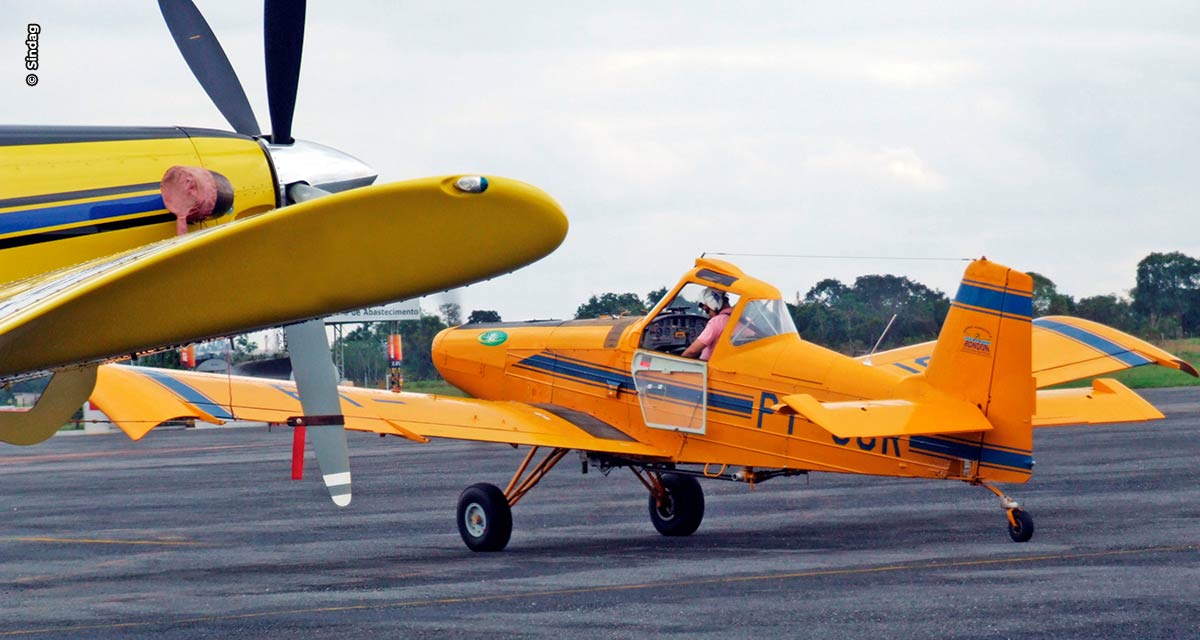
[5,1,1198,322]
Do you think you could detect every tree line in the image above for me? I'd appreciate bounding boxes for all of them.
[573,251,1200,356]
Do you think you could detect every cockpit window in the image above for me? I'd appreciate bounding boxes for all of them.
[730,298,798,346]
[639,283,741,355]
[660,283,739,316]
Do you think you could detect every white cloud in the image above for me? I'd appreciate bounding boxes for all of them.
[805,145,948,191]
[595,44,976,89]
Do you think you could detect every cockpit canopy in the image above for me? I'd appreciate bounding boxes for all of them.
[729,297,798,346]
[639,258,799,356]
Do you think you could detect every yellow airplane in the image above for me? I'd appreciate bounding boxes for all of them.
[0,0,567,507]
[89,256,1196,550]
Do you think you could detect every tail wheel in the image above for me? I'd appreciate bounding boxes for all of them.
[457,483,513,552]
[1007,508,1034,543]
[648,473,705,537]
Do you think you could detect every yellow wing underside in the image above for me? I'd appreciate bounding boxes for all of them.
[90,366,668,458]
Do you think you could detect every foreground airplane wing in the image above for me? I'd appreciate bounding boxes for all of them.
[90,366,669,458]
[0,176,566,382]
[863,316,1196,388]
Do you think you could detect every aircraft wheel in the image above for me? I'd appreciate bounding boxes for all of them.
[457,483,512,552]
[1007,508,1034,543]
[648,473,705,537]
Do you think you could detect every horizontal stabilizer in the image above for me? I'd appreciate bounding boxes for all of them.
[1034,378,1163,427]
[774,392,993,439]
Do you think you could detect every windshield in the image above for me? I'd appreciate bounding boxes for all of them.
[730,298,798,346]
[658,283,740,316]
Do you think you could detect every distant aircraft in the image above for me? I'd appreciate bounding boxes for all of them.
[90,256,1196,550]
[0,0,567,509]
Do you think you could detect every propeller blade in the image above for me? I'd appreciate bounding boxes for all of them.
[264,0,306,145]
[285,318,352,507]
[159,0,261,137]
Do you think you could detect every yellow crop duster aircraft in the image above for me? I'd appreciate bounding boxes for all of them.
[90,256,1196,551]
[0,0,567,507]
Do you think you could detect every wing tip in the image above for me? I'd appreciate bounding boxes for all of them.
[1177,359,1199,378]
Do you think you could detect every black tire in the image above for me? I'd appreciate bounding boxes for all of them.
[648,473,705,537]
[1007,509,1034,543]
[457,483,513,552]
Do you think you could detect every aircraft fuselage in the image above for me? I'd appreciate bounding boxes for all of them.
[0,125,277,285]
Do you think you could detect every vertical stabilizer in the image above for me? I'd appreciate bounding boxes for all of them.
[923,259,1036,483]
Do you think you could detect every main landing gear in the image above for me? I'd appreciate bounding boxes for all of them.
[455,448,719,551]
[973,480,1035,543]
[634,470,705,537]
[457,483,512,552]
[456,447,570,552]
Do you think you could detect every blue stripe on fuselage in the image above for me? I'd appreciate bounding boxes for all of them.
[515,353,629,389]
[140,369,234,420]
[0,193,165,236]
[513,353,754,416]
[1033,318,1152,368]
[909,435,1033,471]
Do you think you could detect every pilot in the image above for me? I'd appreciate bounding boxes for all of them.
[681,288,732,361]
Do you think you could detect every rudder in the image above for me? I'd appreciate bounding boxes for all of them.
[923,258,1036,483]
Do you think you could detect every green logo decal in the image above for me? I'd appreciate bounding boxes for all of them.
[477,330,508,346]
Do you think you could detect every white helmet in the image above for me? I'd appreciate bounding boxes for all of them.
[700,287,726,312]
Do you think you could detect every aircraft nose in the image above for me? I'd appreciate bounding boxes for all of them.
[431,322,518,399]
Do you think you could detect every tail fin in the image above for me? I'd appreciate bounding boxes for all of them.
[923,258,1036,482]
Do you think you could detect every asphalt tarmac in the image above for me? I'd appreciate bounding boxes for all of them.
[2,388,1198,639]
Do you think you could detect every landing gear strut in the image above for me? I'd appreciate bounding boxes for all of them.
[973,480,1034,543]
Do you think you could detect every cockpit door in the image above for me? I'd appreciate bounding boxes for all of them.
[631,349,707,434]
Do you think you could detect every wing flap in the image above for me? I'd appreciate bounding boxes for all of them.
[774,392,993,439]
[90,365,668,458]
[1034,378,1164,427]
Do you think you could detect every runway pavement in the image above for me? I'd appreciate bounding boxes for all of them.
[1,388,1197,639]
